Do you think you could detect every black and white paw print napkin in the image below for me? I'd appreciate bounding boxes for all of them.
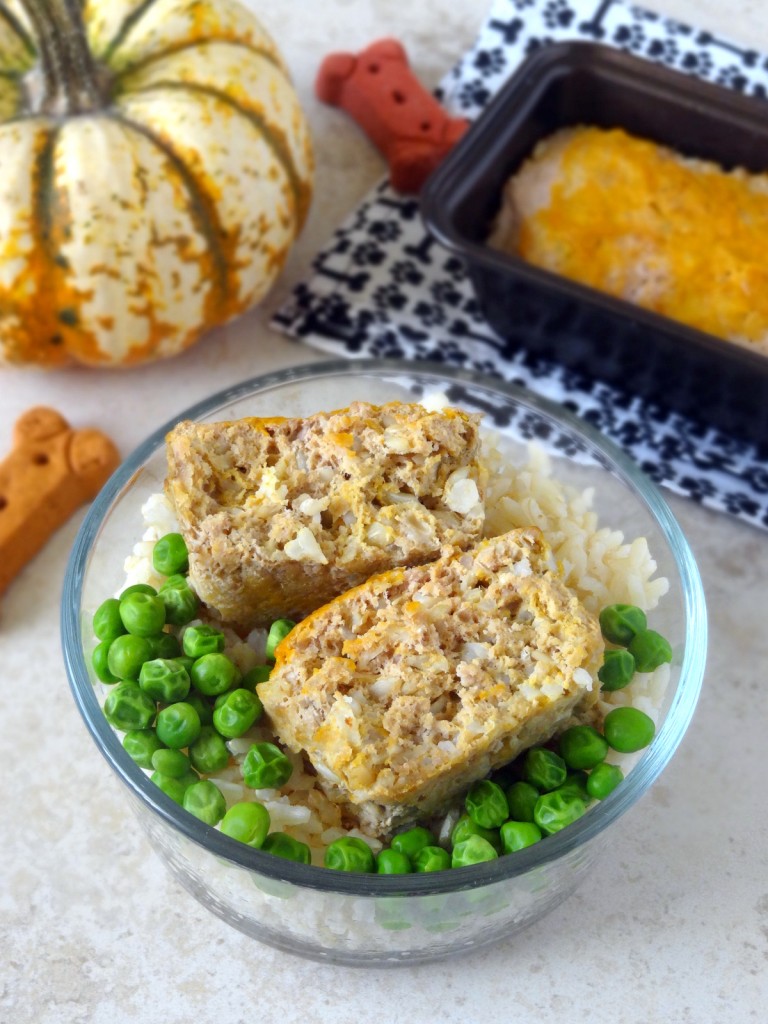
[273,0,768,531]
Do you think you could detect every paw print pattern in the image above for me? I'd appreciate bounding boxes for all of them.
[677,476,718,502]
[612,22,646,51]
[431,278,464,308]
[715,64,750,92]
[724,491,762,519]
[372,282,409,312]
[473,47,508,77]
[645,37,678,63]
[413,300,446,327]
[542,0,575,30]
[351,241,387,268]
[366,217,402,245]
[440,256,470,282]
[391,259,424,287]
[523,37,553,58]
[680,50,714,76]
[457,78,493,111]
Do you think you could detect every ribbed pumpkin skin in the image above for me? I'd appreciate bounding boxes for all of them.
[0,0,313,367]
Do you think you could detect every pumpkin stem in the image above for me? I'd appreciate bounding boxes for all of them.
[20,0,105,114]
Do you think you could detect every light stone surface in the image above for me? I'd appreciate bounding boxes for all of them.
[2,1,768,1022]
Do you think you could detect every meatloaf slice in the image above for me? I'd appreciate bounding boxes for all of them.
[259,526,604,838]
[164,402,486,629]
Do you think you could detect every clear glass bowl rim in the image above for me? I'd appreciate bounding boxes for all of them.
[62,358,707,897]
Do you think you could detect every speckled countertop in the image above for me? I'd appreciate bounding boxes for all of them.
[2,1,767,1021]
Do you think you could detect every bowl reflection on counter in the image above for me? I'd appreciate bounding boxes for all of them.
[62,359,706,966]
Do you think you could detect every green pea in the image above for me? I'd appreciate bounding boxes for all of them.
[119,591,166,638]
[220,801,271,848]
[159,575,199,627]
[103,681,156,731]
[242,664,271,689]
[451,835,499,868]
[465,779,509,829]
[146,631,182,660]
[242,742,293,789]
[153,533,189,576]
[190,652,239,696]
[151,770,194,805]
[183,624,225,659]
[151,748,192,779]
[92,598,126,643]
[534,790,587,835]
[119,583,157,599]
[506,781,540,823]
[183,780,226,826]
[106,633,153,681]
[265,618,296,661]
[488,762,524,790]
[212,688,263,739]
[413,845,451,873]
[522,747,567,792]
[376,849,412,875]
[122,728,164,769]
[627,630,673,673]
[390,827,434,859]
[91,641,120,684]
[586,762,624,800]
[261,832,311,864]
[558,725,609,770]
[324,836,376,873]
[603,707,656,753]
[450,814,501,853]
[599,604,647,645]
[213,690,231,710]
[598,649,636,691]
[500,820,542,853]
[139,658,191,703]
[185,692,214,727]
[559,770,590,802]
[189,725,230,774]
[155,702,201,749]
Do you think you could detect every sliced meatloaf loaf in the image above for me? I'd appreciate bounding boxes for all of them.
[259,526,604,837]
[165,401,486,628]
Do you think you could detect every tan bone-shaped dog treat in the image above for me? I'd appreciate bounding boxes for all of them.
[0,407,120,597]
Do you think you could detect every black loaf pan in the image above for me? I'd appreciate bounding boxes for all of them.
[421,42,768,450]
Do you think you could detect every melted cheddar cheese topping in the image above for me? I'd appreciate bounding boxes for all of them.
[517,126,768,350]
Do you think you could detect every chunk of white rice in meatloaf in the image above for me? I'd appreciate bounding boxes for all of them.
[164,402,486,629]
[259,525,604,838]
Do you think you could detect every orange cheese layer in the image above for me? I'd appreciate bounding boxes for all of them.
[517,126,768,349]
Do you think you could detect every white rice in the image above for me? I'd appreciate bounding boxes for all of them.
[100,428,670,866]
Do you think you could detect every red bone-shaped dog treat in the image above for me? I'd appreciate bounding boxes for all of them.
[316,38,468,193]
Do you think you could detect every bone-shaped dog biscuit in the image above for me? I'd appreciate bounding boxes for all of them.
[0,407,120,597]
[316,38,468,193]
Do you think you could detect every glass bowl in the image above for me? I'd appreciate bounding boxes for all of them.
[62,359,706,966]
